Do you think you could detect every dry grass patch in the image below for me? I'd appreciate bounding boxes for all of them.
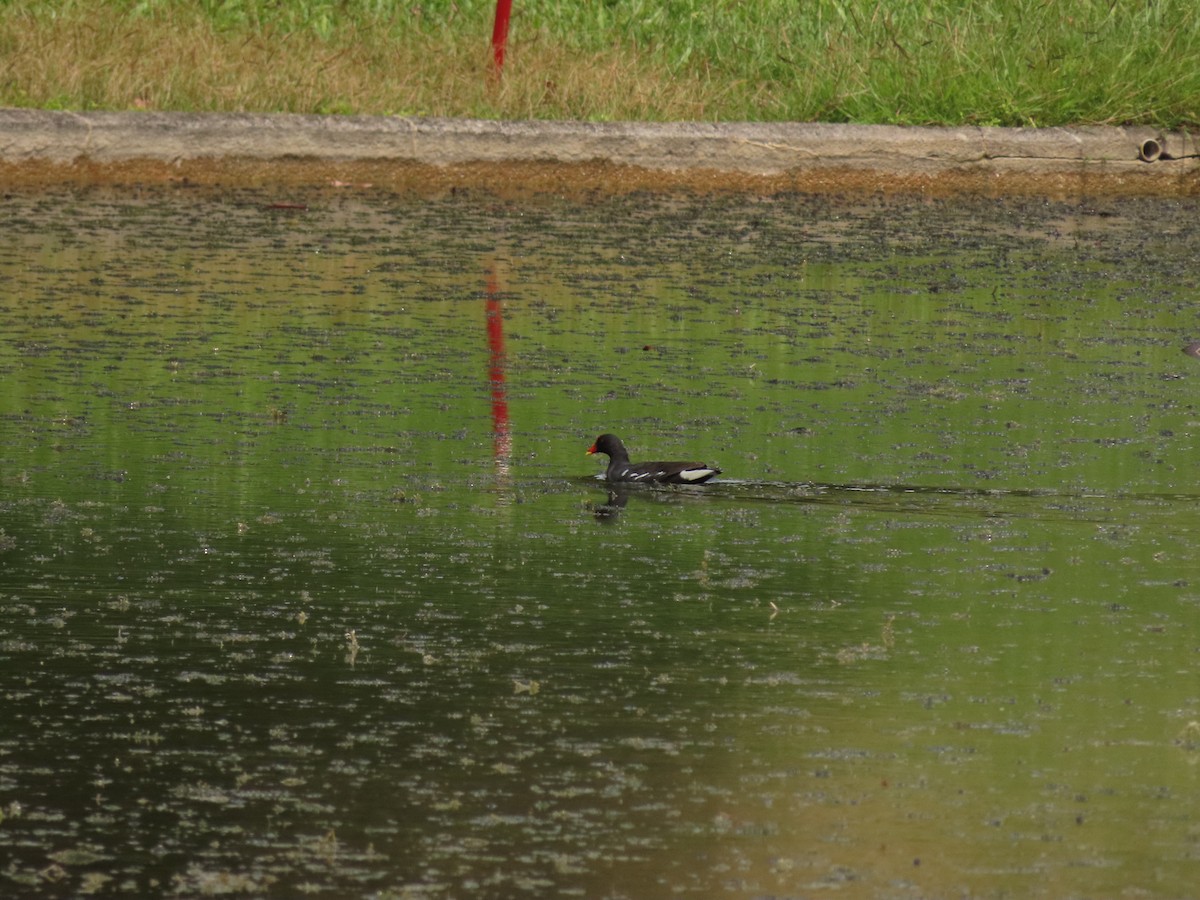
[0,7,713,120]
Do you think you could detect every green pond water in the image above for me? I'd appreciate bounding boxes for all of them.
[1,187,1199,898]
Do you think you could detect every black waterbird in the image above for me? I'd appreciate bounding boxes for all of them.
[587,433,721,484]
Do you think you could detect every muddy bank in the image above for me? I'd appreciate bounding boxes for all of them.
[0,109,1197,196]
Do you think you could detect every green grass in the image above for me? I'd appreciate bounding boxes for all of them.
[1,0,1198,125]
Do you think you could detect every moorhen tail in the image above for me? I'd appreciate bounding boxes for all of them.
[587,433,721,484]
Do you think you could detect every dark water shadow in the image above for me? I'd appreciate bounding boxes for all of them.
[584,481,717,522]
[580,477,1200,526]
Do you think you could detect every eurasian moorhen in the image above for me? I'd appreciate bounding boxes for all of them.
[587,433,721,484]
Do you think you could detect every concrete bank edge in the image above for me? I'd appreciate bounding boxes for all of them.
[1,109,1198,189]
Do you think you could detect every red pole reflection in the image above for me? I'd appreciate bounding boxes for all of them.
[486,266,512,477]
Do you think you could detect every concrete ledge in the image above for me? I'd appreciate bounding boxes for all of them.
[1,108,1197,195]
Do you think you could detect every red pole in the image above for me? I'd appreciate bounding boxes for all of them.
[491,0,513,75]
